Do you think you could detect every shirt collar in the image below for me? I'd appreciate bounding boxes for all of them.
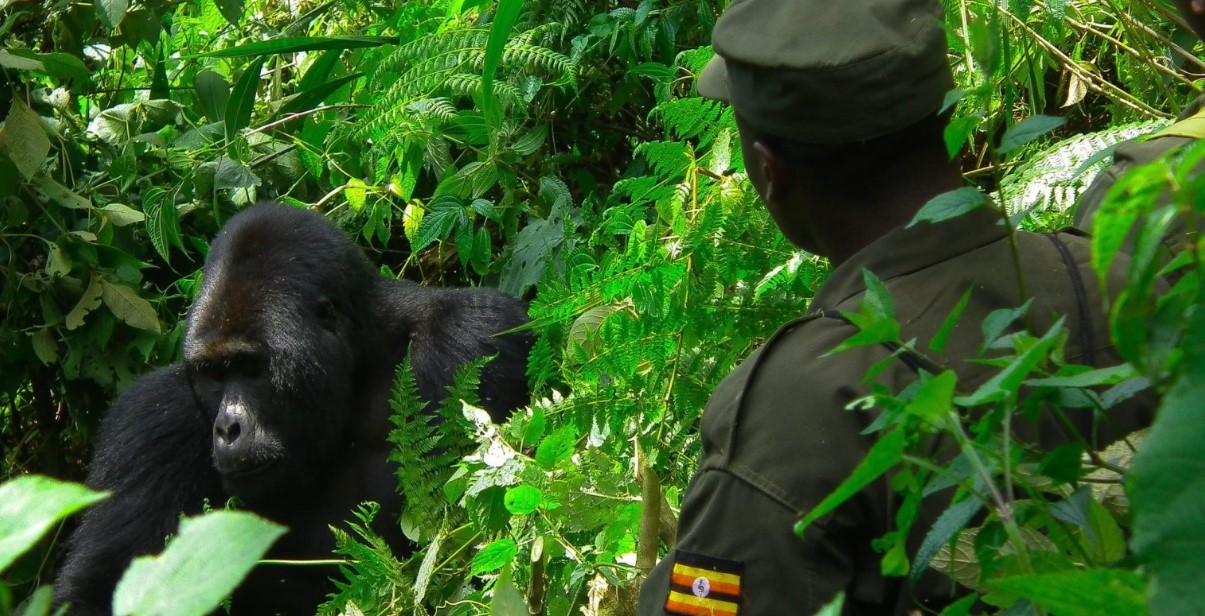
[809,206,1009,311]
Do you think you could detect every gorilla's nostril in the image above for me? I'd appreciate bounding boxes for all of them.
[216,420,242,445]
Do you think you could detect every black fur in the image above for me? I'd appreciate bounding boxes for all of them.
[54,203,532,614]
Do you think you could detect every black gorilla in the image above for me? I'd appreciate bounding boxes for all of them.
[54,203,532,614]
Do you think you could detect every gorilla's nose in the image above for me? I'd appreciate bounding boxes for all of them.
[214,413,242,446]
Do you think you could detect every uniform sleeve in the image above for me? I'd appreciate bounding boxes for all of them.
[637,467,856,616]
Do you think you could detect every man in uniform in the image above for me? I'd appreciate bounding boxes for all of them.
[637,0,1152,613]
[1073,0,1205,254]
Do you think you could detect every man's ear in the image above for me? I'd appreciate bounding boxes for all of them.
[753,140,789,204]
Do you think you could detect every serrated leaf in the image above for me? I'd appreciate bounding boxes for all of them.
[902,371,957,422]
[535,426,576,470]
[471,538,518,577]
[0,476,107,572]
[100,279,160,333]
[31,329,59,365]
[996,114,1066,155]
[66,275,104,330]
[796,429,905,534]
[113,511,285,616]
[225,57,265,142]
[95,0,128,29]
[503,485,542,515]
[909,187,987,228]
[194,70,229,124]
[912,497,982,585]
[414,532,442,606]
[4,98,52,180]
[345,178,368,211]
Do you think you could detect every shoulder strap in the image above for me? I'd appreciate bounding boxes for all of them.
[1044,234,1096,366]
[818,310,933,375]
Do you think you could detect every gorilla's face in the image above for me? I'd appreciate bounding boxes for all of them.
[182,209,370,504]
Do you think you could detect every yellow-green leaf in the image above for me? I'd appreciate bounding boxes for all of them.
[101,279,161,333]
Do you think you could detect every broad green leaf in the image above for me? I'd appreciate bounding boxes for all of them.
[902,371,957,422]
[98,203,146,227]
[481,0,524,127]
[980,299,1033,352]
[813,591,844,616]
[985,569,1145,616]
[65,275,104,330]
[535,425,576,470]
[200,36,397,58]
[4,99,51,180]
[795,429,906,534]
[212,0,243,25]
[956,317,1065,407]
[469,538,517,576]
[929,287,973,354]
[0,50,44,71]
[297,50,341,93]
[100,279,160,334]
[113,511,285,616]
[95,0,128,29]
[491,565,528,616]
[193,70,229,124]
[861,268,894,320]
[0,476,107,572]
[278,73,361,117]
[225,57,265,142]
[87,103,136,145]
[2,50,90,79]
[31,329,59,365]
[503,485,542,515]
[143,187,182,262]
[937,594,978,616]
[1025,363,1135,388]
[908,187,987,227]
[1130,289,1205,615]
[944,115,981,159]
[37,176,91,210]
[996,114,1066,155]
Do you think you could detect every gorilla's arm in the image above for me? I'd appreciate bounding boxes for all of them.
[54,365,222,615]
[379,282,533,420]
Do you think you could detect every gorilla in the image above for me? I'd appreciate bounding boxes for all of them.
[53,203,532,614]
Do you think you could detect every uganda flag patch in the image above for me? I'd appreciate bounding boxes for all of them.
[664,550,743,615]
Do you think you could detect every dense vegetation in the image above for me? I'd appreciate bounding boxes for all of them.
[2,0,1205,614]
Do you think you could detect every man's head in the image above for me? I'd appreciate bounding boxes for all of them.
[699,0,957,259]
[1173,0,1205,39]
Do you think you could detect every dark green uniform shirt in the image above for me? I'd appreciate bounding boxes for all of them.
[1073,93,1205,254]
[638,208,1152,615]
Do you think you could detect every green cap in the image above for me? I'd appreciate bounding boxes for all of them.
[698,0,953,144]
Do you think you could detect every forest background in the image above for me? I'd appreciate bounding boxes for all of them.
[3,0,1205,614]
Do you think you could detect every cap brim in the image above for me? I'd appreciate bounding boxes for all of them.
[697,54,731,102]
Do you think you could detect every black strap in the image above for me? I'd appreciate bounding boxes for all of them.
[819,310,930,374]
[1045,234,1096,366]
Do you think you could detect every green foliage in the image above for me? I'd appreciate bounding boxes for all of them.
[0,476,106,573]
[113,511,285,616]
[3,0,1205,612]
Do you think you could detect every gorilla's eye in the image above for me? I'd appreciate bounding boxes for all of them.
[316,300,338,333]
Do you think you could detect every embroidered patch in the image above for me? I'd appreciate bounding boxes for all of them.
[664,549,743,616]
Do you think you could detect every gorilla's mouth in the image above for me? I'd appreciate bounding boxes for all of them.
[217,459,278,480]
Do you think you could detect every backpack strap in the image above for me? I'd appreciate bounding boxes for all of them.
[1044,234,1096,366]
